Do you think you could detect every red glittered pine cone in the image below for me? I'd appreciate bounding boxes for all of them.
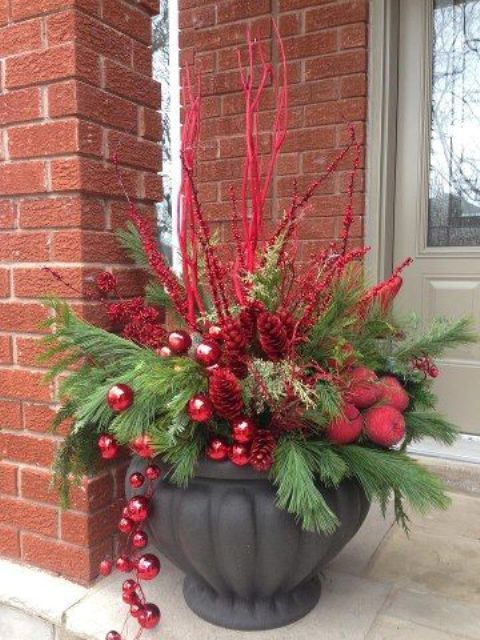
[249,429,276,472]
[276,309,296,340]
[222,317,250,379]
[257,311,288,362]
[209,367,244,420]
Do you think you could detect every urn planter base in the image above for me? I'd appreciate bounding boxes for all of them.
[126,457,370,632]
[183,573,321,631]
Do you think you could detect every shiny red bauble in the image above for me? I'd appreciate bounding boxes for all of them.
[116,555,132,573]
[138,603,161,629]
[187,394,214,422]
[130,434,155,458]
[195,340,222,367]
[208,324,223,341]
[207,438,229,461]
[122,590,139,605]
[167,330,192,354]
[99,559,113,576]
[132,530,148,549]
[105,631,122,640]
[97,434,119,460]
[107,383,134,412]
[122,579,138,594]
[231,416,256,444]
[129,472,145,489]
[130,602,144,618]
[229,443,250,466]
[127,495,150,523]
[145,464,161,481]
[118,517,134,534]
[137,553,160,581]
[157,345,172,358]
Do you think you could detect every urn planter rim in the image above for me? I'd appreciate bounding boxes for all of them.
[152,455,270,481]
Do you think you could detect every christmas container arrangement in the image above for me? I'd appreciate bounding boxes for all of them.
[41,34,475,640]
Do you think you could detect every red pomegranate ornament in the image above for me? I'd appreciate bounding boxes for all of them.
[195,340,222,367]
[231,416,256,443]
[137,553,160,581]
[97,434,119,460]
[107,383,134,412]
[364,405,406,447]
[187,394,214,422]
[130,434,155,458]
[206,438,229,461]
[325,403,363,444]
[167,330,192,354]
[378,376,409,412]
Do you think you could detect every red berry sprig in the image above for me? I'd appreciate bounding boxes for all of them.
[413,355,439,378]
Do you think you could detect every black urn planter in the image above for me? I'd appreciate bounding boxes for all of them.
[126,457,370,631]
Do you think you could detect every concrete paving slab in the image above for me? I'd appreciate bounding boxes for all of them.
[407,492,480,540]
[366,614,472,640]
[329,501,395,576]
[381,589,480,640]
[64,559,392,640]
[0,604,54,640]
[367,527,480,604]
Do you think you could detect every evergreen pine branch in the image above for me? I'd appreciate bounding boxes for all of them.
[335,445,450,522]
[116,221,150,268]
[271,435,339,534]
[245,234,284,310]
[314,381,343,421]
[145,281,172,309]
[394,317,477,362]
[403,410,458,448]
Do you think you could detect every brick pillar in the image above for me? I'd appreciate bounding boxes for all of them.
[0,0,160,584]
[178,0,368,257]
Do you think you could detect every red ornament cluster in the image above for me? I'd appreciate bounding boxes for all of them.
[99,461,162,640]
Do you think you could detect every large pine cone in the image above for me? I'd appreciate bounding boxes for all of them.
[222,318,248,354]
[249,429,276,471]
[257,311,288,361]
[208,367,244,420]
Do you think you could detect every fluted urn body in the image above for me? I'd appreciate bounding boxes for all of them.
[126,456,370,631]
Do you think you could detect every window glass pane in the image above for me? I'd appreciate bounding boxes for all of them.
[428,0,480,247]
[153,3,173,261]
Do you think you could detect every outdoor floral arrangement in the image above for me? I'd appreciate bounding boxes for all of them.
[42,35,475,640]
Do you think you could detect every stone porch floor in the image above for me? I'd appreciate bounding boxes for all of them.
[1,467,479,640]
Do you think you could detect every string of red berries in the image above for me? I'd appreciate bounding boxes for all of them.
[413,355,439,378]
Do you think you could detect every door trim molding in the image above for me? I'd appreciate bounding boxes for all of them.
[365,0,400,282]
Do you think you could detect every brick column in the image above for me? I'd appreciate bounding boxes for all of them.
[0,0,160,584]
[178,0,368,257]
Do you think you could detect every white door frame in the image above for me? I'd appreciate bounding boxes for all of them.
[366,0,480,462]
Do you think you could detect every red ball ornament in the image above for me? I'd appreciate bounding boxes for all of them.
[229,443,250,466]
[107,384,134,412]
[132,530,148,549]
[122,590,139,605]
[130,434,155,458]
[118,517,134,534]
[208,324,223,341]
[195,341,222,367]
[99,559,113,576]
[122,579,138,594]
[207,438,229,461]
[129,472,145,489]
[145,464,161,481]
[137,553,160,581]
[106,631,122,640]
[231,416,256,444]
[138,603,161,629]
[97,434,119,460]
[116,555,132,573]
[157,345,172,358]
[168,330,192,354]
[130,602,144,619]
[364,406,406,447]
[127,496,150,523]
[187,394,214,422]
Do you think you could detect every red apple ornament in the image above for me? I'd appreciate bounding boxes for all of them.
[231,416,256,443]
[364,405,406,447]
[207,438,229,461]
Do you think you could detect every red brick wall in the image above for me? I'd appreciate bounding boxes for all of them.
[179,0,368,257]
[0,0,160,584]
